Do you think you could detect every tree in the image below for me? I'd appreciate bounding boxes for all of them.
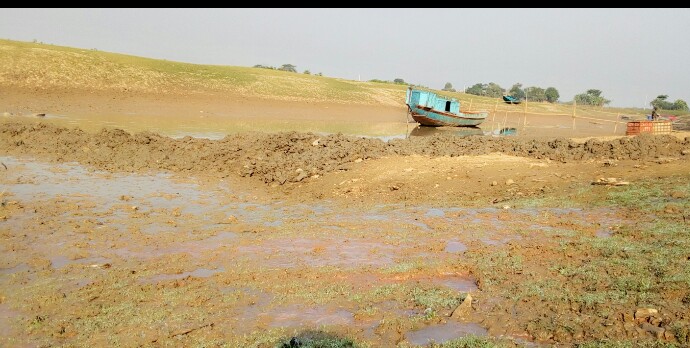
[525,87,547,102]
[545,87,560,103]
[651,95,669,109]
[442,82,455,92]
[587,89,603,97]
[574,89,610,106]
[279,64,297,72]
[651,95,689,111]
[674,99,689,111]
[508,83,525,100]
[303,70,311,75]
[651,95,672,110]
[393,78,406,84]
[464,82,504,97]
[465,83,486,96]
[485,82,505,98]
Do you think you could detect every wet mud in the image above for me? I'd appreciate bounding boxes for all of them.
[1,121,690,347]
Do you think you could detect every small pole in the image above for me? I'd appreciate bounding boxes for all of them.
[469,99,473,111]
[614,113,619,134]
[572,100,577,130]
[522,100,527,128]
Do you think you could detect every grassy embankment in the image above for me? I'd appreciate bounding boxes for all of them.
[0,38,659,121]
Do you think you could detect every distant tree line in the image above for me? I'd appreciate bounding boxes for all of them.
[461,82,689,109]
[253,64,322,76]
[573,89,610,107]
[464,82,561,103]
[651,95,688,111]
[369,78,408,85]
[282,72,687,109]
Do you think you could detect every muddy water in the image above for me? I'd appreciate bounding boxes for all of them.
[406,321,488,345]
[17,113,411,140]
[0,156,632,346]
[6,112,603,142]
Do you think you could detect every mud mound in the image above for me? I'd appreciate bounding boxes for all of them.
[1,122,688,185]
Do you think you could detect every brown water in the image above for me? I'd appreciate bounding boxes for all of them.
[5,111,619,141]
[406,321,488,345]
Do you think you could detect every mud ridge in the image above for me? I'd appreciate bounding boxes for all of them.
[1,122,688,185]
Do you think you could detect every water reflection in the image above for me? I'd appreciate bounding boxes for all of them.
[407,125,518,138]
[5,113,526,141]
[409,126,483,138]
[492,127,518,136]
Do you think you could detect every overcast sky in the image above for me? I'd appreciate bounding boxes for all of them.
[2,8,689,108]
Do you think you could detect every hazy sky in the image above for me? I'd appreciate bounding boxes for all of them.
[2,8,689,108]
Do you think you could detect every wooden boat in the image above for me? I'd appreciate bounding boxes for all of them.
[406,87,488,127]
[502,95,521,104]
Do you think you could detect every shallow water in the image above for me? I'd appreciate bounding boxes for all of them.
[263,305,355,328]
[22,113,411,140]
[14,113,532,141]
[406,321,488,345]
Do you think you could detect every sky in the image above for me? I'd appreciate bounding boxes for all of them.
[1,8,689,108]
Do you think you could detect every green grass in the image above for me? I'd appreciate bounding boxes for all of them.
[411,286,465,319]
[460,173,690,346]
[575,341,680,348]
[0,39,392,104]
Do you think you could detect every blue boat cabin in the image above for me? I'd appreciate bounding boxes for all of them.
[406,88,460,114]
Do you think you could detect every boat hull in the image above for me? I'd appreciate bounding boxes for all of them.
[409,105,488,127]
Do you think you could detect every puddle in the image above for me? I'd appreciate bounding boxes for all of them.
[596,229,612,238]
[406,321,487,346]
[236,238,397,268]
[51,256,111,269]
[0,157,212,213]
[445,240,467,253]
[261,305,354,328]
[364,214,390,221]
[437,278,479,292]
[140,267,224,284]
[480,237,517,246]
[491,127,518,136]
[0,304,23,341]
[114,231,238,260]
[227,288,275,329]
[141,222,182,234]
[0,263,30,275]
[425,208,445,218]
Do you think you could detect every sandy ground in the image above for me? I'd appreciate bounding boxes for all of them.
[1,90,690,347]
